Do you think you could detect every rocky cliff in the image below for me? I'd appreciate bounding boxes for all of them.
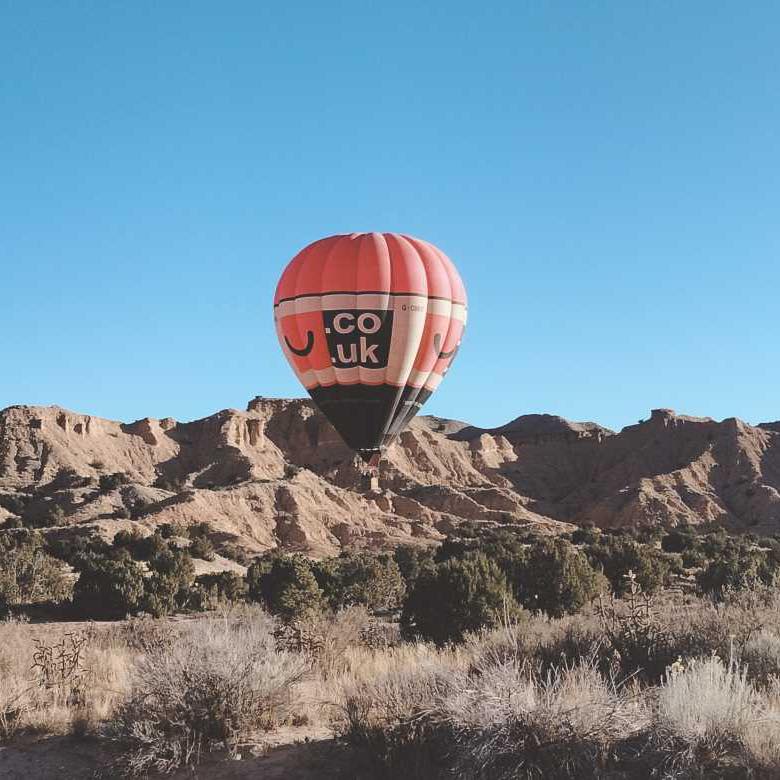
[1,399,779,557]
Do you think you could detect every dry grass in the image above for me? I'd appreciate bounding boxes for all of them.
[0,618,132,740]
[336,661,453,778]
[1,589,780,777]
[743,706,780,772]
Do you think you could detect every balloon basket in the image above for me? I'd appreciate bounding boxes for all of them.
[356,451,382,493]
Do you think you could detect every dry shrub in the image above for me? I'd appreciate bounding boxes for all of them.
[274,607,368,664]
[465,614,604,678]
[270,606,375,727]
[299,606,373,679]
[442,659,649,779]
[0,619,33,739]
[108,606,309,776]
[78,635,133,731]
[743,629,780,683]
[335,638,649,780]
[337,662,452,779]
[743,703,780,772]
[596,576,678,684]
[655,655,759,770]
[663,585,780,664]
[330,588,780,779]
[120,615,180,654]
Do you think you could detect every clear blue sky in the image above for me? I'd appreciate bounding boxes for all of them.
[2,2,778,432]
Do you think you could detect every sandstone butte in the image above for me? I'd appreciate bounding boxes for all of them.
[1,398,780,561]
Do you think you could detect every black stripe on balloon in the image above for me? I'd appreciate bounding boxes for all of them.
[274,290,467,307]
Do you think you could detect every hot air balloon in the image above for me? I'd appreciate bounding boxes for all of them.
[273,233,467,469]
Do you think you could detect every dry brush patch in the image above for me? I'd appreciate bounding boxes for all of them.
[442,660,649,779]
[106,607,309,776]
[1,588,780,778]
[0,619,132,740]
[332,589,780,779]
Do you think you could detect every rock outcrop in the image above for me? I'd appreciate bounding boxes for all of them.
[2,399,779,557]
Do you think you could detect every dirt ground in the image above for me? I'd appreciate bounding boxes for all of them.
[0,727,363,779]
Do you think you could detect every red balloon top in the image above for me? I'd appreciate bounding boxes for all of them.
[274,232,467,306]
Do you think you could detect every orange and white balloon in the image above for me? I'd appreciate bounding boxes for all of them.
[273,233,467,462]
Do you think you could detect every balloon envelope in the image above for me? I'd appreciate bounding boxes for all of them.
[273,233,467,461]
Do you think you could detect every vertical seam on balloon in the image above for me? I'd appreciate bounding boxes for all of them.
[293,245,320,383]
[408,237,453,397]
[294,239,332,385]
[377,232,391,392]
[284,250,314,387]
[391,237,452,438]
[353,234,363,386]
[433,242,466,368]
[376,233,394,446]
[318,234,352,389]
[379,233,403,446]
[375,232,396,447]
[383,235,428,444]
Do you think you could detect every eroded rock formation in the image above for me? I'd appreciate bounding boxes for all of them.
[2,398,779,557]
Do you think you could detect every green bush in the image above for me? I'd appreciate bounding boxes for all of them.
[517,538,606,617]
[570,525,601,546]
[189,536,216,561]
[313,552,405,612]
[113,528,143,549]
[246,551,282,602]
[113,529,171,561]
[586,538,670,596]
[72,551,146,618]
[51,467,89,490]
[0,493,28,516]
[219,541,252,566]
[46,534,111,564]
[682,548,708,569]
[661,526,698,554]
[393,545,436,590]
[191,572,248,610]
[699,529,729,558]
[141,548,196,617]
[435,528,531,599]
[37,503,67,528]
[1,515,23,529]
[635,524,665,544]
[137,532,171,560]
[158,522,187,539]
[696,543,774,599]
[246,553,324,621]
[187,522,212,540]
[0,531,72,608]
[401,553,521,644]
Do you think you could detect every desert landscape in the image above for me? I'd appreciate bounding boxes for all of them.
[4,2,779,777]
[2,399,780,777]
